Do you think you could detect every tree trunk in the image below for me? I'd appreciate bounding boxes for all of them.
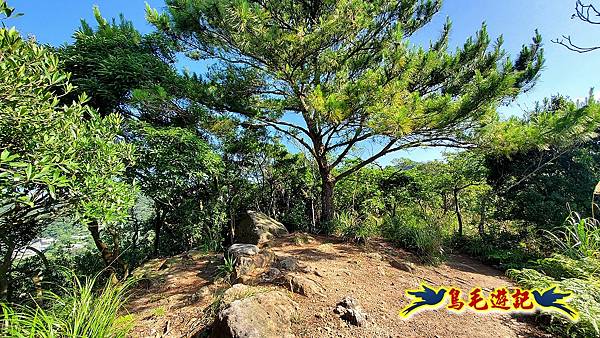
[442,193,448,215]
[87,221,127,280]
[131,219,139,253]
[478,195,488,238]
[0,241,16,300]
[88,221,116,266]
[310,198,316,232]
[453,188,464,237]
[320,174,336,226]
[153,209,163,256]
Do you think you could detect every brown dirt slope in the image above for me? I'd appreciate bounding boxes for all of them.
[126,235,548,338]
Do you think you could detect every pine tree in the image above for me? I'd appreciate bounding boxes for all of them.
[148,0,596,225]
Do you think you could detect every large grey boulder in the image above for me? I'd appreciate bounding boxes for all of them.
[210,290,298,338]
[234,211,288,245]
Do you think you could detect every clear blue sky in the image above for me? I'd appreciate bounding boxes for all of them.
[10,0,600,163]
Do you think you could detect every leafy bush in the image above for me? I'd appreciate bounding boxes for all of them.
[1,272,134,337]
[458,229,542,270]
[535,254,600,280]
[0,19,136,298]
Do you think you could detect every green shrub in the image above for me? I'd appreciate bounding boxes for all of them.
[458,234,540,270]
[1,272,134,337]
[535,254,600,280]
[452,219,543,269]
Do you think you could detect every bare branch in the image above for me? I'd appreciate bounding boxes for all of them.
[335,139,399,181]
[552,35,600,53]
[574,0,600,24]
[553,1,600,53]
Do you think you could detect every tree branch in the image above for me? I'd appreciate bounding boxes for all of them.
[246,120,315,157]
[552,35,600,53]
[335,139,399,180]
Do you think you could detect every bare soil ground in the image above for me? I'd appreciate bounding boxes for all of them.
[126,235,548,338]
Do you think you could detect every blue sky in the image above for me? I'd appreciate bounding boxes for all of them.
[9,0,600,163]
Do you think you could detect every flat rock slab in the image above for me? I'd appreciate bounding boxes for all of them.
[228,244,260,257]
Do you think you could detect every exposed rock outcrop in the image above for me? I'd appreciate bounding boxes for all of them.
[211,288,298,338]
[389,259,416,273]
[227,244,275,283]
[228,244,260,257]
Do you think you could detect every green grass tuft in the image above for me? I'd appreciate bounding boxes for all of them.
[1,272,134,337]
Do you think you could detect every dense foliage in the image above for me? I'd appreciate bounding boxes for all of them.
[0,19,136,298]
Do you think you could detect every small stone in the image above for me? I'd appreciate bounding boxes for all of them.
[261,267,283,283]
[284,274,323,297]
[389,259,416,273]
[276,257,299,271]
[189,285,213,302]
[366,252,383,261]
[333,296,367,327]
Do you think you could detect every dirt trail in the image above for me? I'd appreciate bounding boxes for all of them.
[126,235,547,338]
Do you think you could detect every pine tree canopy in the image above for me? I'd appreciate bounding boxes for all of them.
[148,0,596,223]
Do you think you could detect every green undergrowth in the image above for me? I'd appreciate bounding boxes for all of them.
[507,254,600,337]
[381,211,450,264]
[458,234,542,270]
[1,272,134,337]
